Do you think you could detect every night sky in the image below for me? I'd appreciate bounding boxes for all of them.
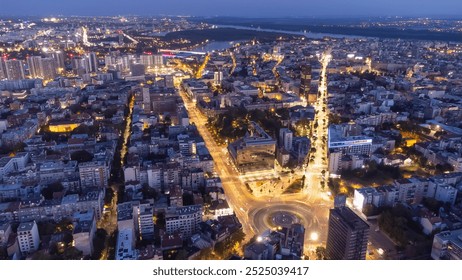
[1,0,461,17]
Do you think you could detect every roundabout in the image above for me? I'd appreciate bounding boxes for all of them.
[248,200,321,235]
[271,211,300,228]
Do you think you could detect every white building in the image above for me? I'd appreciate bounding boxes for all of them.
[124,165,141,183]
[396,177,429,204]
[434,185,457,205]
[72,210,96,256]
[165,205,202,238]
[117,202,136,247]
[115,229,137,260]
[137,202,154,241]
[0,152,30,180]
[420,216,444,236]
[353,185,399,212]
[209,200,234,220]
[432,228,462,260]
[353,187,376,211]
[79,161,108,189]
[17,220,40,255]
[328,151,342,175]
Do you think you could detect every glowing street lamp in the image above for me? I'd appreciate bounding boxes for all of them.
[310,232,319,241]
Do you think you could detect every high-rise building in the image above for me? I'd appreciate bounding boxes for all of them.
[153,54,164,67]
[87,52,98,73]
[326,206,370,260]
[299,64,312,102]
[51,50,66,72]
[140,54,154,68]
[27,56,42,78]
[40,58,57,80]
[130,63,145,76]
[0,58,7,80]
[72,57,90,75]
[105,53,118,69]
[121,55,133,72]
[4,59,25,80]
[279,128,293,151]
[214,71,223,86]
[137,202,154,241]
[17,220,40,255]
[142,87,151,113]
[27,56,56,80]
[140,54,163,67]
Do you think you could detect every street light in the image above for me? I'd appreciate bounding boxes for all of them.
[310,232,319,241]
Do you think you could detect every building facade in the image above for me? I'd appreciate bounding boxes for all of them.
[326,207,370,260]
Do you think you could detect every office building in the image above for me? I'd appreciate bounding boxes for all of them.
[326,206,370,260]
[328,125,373,156]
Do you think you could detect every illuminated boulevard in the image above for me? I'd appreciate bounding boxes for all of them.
[304,51,332,194]
[178,54,333,256]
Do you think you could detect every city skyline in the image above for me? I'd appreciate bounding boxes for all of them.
[1,10,462,262]
[1,0,462,17]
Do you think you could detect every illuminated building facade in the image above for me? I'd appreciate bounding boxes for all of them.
[228,122,276,174]
[299,64,313,102]
[328,125,373,155]
[48,121,81,133]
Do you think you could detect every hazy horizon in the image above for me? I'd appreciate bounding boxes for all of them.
[1,0,462,18]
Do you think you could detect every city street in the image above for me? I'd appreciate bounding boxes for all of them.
[178,78,332,255]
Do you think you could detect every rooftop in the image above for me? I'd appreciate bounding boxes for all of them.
[18,221,36,232]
